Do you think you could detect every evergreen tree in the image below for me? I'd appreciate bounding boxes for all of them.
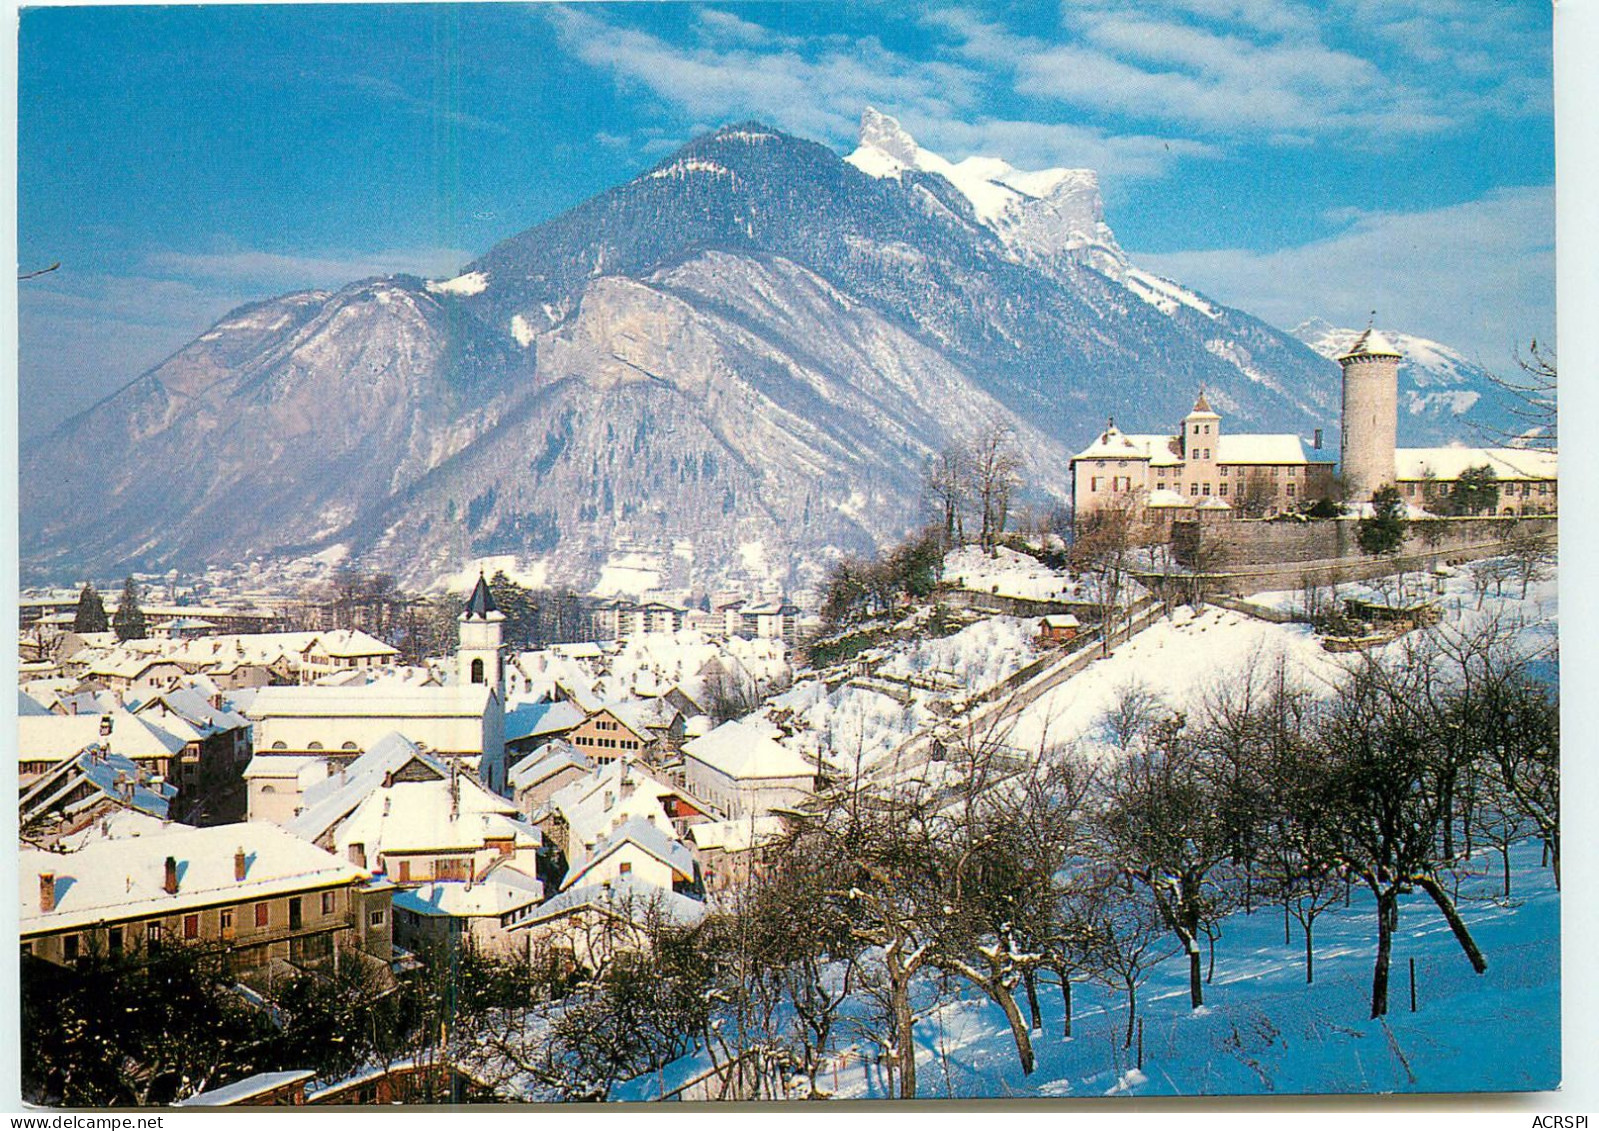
[1452,465,1500,516]
[71,584,108,634]
[488,571,540,650]
[112,576,148,642]
[1356,485,1408,556]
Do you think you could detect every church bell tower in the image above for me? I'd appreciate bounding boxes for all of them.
[457,572,504,696]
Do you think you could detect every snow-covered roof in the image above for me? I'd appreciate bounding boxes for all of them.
[519,875,706,931]
[392,870,545,920]
[1216,434,1308,465]
[1072,425,1151,462]
[1394,446,1557,483]
[19,713,189,764]
[681,720,817,782]
[504,700,586,743]
[334,782,537,857]
[175,1070,315,1107]
[248,683,492,719]
[54,809,187,853]
[546,760,684,847]
[1146,488,1190,508]
[285,733,442,843]
[563,815,696,890]
[21,822,369,936]
[242,754,324,781]
[1040,614,1081,628]
[18,690,51,717]
[687,816,787,854]
[508,742,593,791]
[20,746,178,825]
[1340,327,1402,359]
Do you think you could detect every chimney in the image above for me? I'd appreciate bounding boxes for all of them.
[39,873,56,913]
[234,846,248,882]
[163,856,179,895]
[100,714,113,737]
[349,842,367,869]
[1313,428,1324,451]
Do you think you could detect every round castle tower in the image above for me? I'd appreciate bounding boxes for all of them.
[1337,327,1402,502]
[457,572,504,694]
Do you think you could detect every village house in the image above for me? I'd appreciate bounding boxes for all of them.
[559,815,698,894]
[679,720,822,819]
[283,732,542,886]
[507,742,594,819]
[244,754,332,824]
[511,875,707,975]
[18,712,187,796]
[503,699,588,759]
[390,867,547,958]
[686,815,787,896]
[1037,614,1082,645]
[538,758,712,863]
[20,822,394,974]
[19,746,179,849]
[565,702,655,766]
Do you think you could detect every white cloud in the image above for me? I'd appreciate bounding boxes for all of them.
[544,6,1203,180]
[1134,185,1554,371]
[143,246,474,290]
[927,1,1547,143]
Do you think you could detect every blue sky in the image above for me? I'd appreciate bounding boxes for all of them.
[17,1,1555,437]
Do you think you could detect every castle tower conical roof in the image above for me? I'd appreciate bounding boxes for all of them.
[1340,327,1402,361]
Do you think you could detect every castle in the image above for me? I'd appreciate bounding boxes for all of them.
[1072,328,1558,522]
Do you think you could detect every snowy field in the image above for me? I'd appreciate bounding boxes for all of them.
[614,839,1558,1100]
[835,839,1559,1099]
[1007,562,1557,758]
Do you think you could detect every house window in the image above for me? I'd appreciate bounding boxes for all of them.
[220,909,233,932]
[255,903,270,928]
[369,910,386,928]
[63,935,79,962]
[184,914,200,940]
[1156,467,1165,477]
[147,922,162,947]
[109,926,123,955]
[1089,477,1101,492]
[1218,484,1228,497]
[1405,483,1415,496]
[398,861,412,882]
[1192,426,1200,435]
[471,658,485,684]
[1202,484,1211,496]
[1220,466,1228,476]
[619,862,632,875]
[322,892,336,915]
[1539,483,1548,495]
[1190,483,1199,495]
[1288,466,1296,477]
[1286,484,1296,498]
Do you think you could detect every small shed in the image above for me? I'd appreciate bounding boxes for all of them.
[1037,614,1081,644]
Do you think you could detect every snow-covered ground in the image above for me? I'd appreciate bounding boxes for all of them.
[836,839,1558,1099]
[1008,562,1557,758]
[611,839,1558,1100]
[766,616,1043,773]
[944,545,1080,602]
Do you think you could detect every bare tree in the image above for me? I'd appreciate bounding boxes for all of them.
[969,424,1023,555]
[925,444,970,548]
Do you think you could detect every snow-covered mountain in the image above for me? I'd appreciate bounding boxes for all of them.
[20,112,1493,592]
[1291,318,1517,437]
